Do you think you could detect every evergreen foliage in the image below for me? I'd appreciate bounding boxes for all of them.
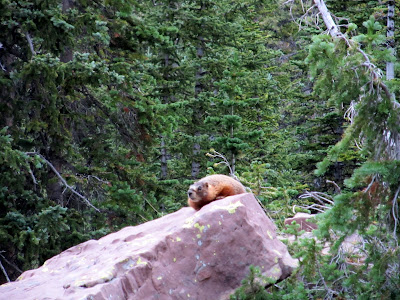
[234,1,400,299]
[1,1,399,298]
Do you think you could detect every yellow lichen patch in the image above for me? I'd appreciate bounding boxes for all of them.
[274,257,278,263]
[136,257,147,266]
[207,224,211,228]
[173,258,177,262]
[157,276,163,280]
[42,267,49,273]
[211,201,244,214]
[196,234,201,239]
[194,223,205,233]
[266,230,273,239]
[183,216,196,228]
[187,294,191,298]
[176,237,182,242]
[122,258,136,269]
[219,221,222,225]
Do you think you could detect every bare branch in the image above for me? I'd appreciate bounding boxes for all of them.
[296,203,328,213]
[206,150,236,178]
[326,180,341,194]
[28,168,38,186]
[391,186,400,244]
[314,0,339,36]
[363,174,377,194]
[25,32,36,56]
[26,152,100,212]
[0,252,22,274]
[144,197,162,217]
[299,190,334,205]
[313,0,396,104]
[0,259,10,283]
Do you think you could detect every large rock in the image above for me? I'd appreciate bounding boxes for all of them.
[0,193,298,300]
[284,212,317,232]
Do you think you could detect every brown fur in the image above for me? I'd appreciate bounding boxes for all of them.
[187,174,246,210]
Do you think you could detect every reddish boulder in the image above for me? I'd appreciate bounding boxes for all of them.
[0,193,298,299]
[284,212,317,232]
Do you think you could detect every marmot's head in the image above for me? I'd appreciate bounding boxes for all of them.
[187,181,209,202]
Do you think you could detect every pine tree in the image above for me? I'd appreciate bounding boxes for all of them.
[0,0,180,282]
[267,1,399,298]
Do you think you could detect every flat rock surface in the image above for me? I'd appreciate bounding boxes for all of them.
[0,193,298,300]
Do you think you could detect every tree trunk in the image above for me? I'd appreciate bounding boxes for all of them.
[314,0,399,160]
[60,0,73,62]
[160,136,168,180]
[386,0,398,159]
[160,53,170,180]
[191,39,205,179]
[313,0,339,36]
[386,0,395,81]
[191,135,201,179]
[230,106,236,174]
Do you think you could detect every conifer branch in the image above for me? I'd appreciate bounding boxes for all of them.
[316,261,339,298]
[26,152,100,212]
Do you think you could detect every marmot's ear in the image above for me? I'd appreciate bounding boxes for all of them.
[204,182,208,188]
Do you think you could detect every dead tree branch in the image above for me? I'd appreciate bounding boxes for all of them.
[312,0,397,105]
[314,0,339,36]
[206,150,236,179]
[0,252,22,274]
[0,259,10,283]
[299,190,334,205]
[26,152,100,212]
[25,32,36,56]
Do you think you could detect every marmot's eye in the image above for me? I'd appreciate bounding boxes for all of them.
[198,186,202,191]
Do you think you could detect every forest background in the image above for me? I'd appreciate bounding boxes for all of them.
[1,0,399,298]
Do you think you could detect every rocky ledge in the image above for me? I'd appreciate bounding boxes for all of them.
[0,193,298,299]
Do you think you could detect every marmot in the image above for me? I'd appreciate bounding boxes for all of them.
[187,174,246,210]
